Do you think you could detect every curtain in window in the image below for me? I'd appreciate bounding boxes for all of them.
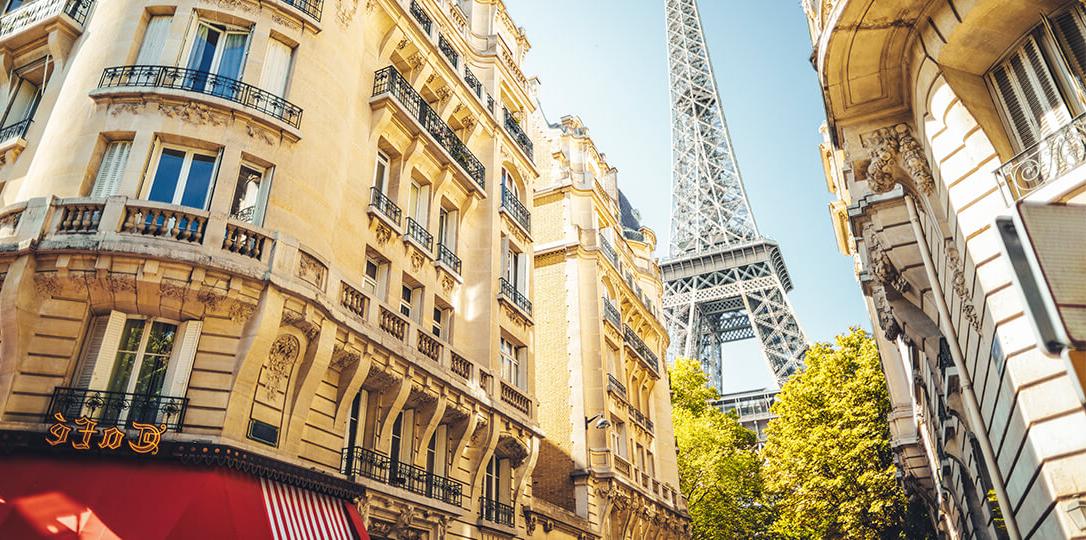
[260,39,293,97]
[136,16,172,65]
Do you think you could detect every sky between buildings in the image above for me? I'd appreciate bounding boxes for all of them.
[506,0,871,392]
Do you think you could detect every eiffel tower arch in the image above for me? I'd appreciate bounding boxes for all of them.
[663,0,807,391]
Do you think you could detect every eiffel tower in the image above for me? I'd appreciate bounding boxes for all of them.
[662,0,807,391]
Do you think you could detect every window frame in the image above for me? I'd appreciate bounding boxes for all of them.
[183,19,253,79]
[142,142,222,210]
[374,151,390,194]
[230,162,272,225]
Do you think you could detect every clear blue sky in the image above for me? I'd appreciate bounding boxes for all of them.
[507,0,871,392]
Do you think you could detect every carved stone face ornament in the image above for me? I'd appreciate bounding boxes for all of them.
[862,124,935,196]
[265,334,301,400]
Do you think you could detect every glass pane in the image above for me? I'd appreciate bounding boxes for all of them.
[186,25,219,73]
[217,32,247,80]
[231,166,262,221]
[148,149,187,203]
[116,319,147,354]
[107,352,138,393]
[3,79,38,127]
[180,153,217,209]
[133,354,169,396]
[145,321,177,355]
[5,0,24,14]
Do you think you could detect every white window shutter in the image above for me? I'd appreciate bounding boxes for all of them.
[260,39,294,97]
[1052,7,1086,91]
[73,316,109,388]
[162,320,202,399]
[90,141,132,198]
[88,311,128,390]
[136,16,173,65]
[1021,36,1072,137]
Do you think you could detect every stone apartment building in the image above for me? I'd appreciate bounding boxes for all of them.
[0,0,549,537]
[528,115,689,539]
[807,0,1086,538]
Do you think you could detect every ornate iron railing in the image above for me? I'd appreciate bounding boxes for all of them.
[502,107,533,160]
[464,67,482,97]
[438,34,459,67]
[47,386,188,431]
[500,186,531,233]
[602,296,621,328]
[623,324,660,374]
[0,0,92,38]
[369,186,402,226]
[0,118,31,141]
[405,217,433,251]
[996,113,1086,200]
[99,65,303,127]
[479,497,514,527]
[599,236,618,267]
[279,0,322,22]
[231,205,255,223]
[498,277,531,316]
[607,373,627,398]
[437,243,461,275]
[341,447,463,506]
[372,66,485,189]
[408,0,431,34]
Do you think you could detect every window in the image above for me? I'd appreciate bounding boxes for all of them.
[90,140,133,198]
[146,145,219,210]
[229,164,271,225]
[426,425,447,477]
[259,38,294,98]
[2,0,25,14]
[611,419,627,458]
[990,31,1073,149]
[500,337,523,388]
[607,345,620,378]
[389,409,413,464]
[1,59,51,138]
[408,180,430,223]
[136,15,173,65]
[399,283,421,321]
[483,455,511,503]
[501,168,519,199]
[374,152,390,193]
[72,311,201,423]
[432,306,443,338]
[437,206,458,250]
[647,451,655,477]
[504,243,524,291]
[185,20,251,96]
[344,389,369,449]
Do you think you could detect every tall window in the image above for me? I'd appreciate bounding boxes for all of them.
[363,255,388,299]
[1,59,51,138]
[259,38,294,97]
[500,337,522,388]
[185,20,250,96]
[438,206,458,251]
[611,420,627,459]
[432,306,444,338]
[504,242,526,293]
[400,283,421,321]
[389,409,413,464]
[136,15,173,65]
[501,168,520,199]
[146,145,219,210]
[344,389,369,449]
[483,455,510,503]
[426,425,447,478]
[229,164,270,225]
[408,180,430,224]
[90,140,133,198]
[373,152,390,193]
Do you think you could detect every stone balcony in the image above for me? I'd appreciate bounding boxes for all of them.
[0,0,92,53]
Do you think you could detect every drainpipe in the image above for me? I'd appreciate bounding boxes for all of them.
[905,195,1021,540]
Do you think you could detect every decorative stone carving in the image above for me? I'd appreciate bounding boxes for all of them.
[862,124,935,195]
[867,229,910,294]
[108,102,144,116]
[406,52,425,70]
[945,243,982,332]
[197,288,226,312]
[331,346,360,371]
[460,115,476,133]
[158,101,228,127]
[297,251,328,290]
[409,251,425,272]
[497,434,530,468]
[336,0,361,27]
[107,275,137,293]
[33,274,61,297]
[246,123,278,146]
[204,0,257,13]
[265,335,300,399]
[440,273,454,295]
[368,520,393,537]
[374,223,392,245]
[524,507,538,534]
[229,300,257,322]
[434,86,453,104]
[282,311,320,341]
[872,285,902,342]
[159,281,187,301]
[396,38,409,51]
[393,505,417,536]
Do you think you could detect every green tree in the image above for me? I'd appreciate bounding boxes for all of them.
[670,358,773,539]
[761,328,931,539]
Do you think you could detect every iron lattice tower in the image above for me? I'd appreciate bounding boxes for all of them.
[663,0,807,390]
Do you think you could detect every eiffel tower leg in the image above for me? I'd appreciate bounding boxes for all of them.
[740,277,808,385]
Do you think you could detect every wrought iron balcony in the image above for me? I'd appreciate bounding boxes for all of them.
[0,0,91,38]
[599,235,618,267]
[408,0,431,34]
[479,497,514,527]
[372,66,485,189]
[47,386,189,432]
[437,243,462,275]
[607,373,627,398]
[98,65,303,128]
[623,324,660,375]
[0,118,31,142]
[464,67,482,97]
[500,186,531,233]
[602,296,621,328]
[502,108,534,160]
[438,34,459,68]
[405,217,433,252]
[369,186,402,227]
[279,0,322,22]
[341,446,463,506]
[996,113,1086,201]
[498,277,532,316]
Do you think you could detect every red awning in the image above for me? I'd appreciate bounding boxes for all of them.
[0,457,368,539]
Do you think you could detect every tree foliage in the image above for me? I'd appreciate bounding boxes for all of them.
[761,328,916,539]
[670,358,773,539]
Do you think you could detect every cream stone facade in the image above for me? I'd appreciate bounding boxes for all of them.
[527,115,689,540]
[807,0,1086,538]
[0,0,553,537]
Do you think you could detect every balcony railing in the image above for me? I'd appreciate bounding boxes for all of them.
[369,186,402,227]
[498,277,532,316]
[599,235,618,267]
[464,67,482,97]
[996,113,1086,201]
[379,305,408,342]
[408,0,431,34]
[451,351,472,380]
[623,324,660,375]
[500,186,531,233]
[607,373,627,398]
[438,34,459,67]
[479,497,514,527]
[405,217,433,251]
[340,281,369,319]
[341,446,463,506]
[1,0,91,38]
[417,329,442,362]
[372,66,485,189]
[500,381,531,416]
[437,243,462,275]
[47,387,188,432]
[0,118,31,142]
[602,296,621,328]
[121,203,207,243]
[279,0,322,22]
[502,107,533,160]
[99,66,303,128]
